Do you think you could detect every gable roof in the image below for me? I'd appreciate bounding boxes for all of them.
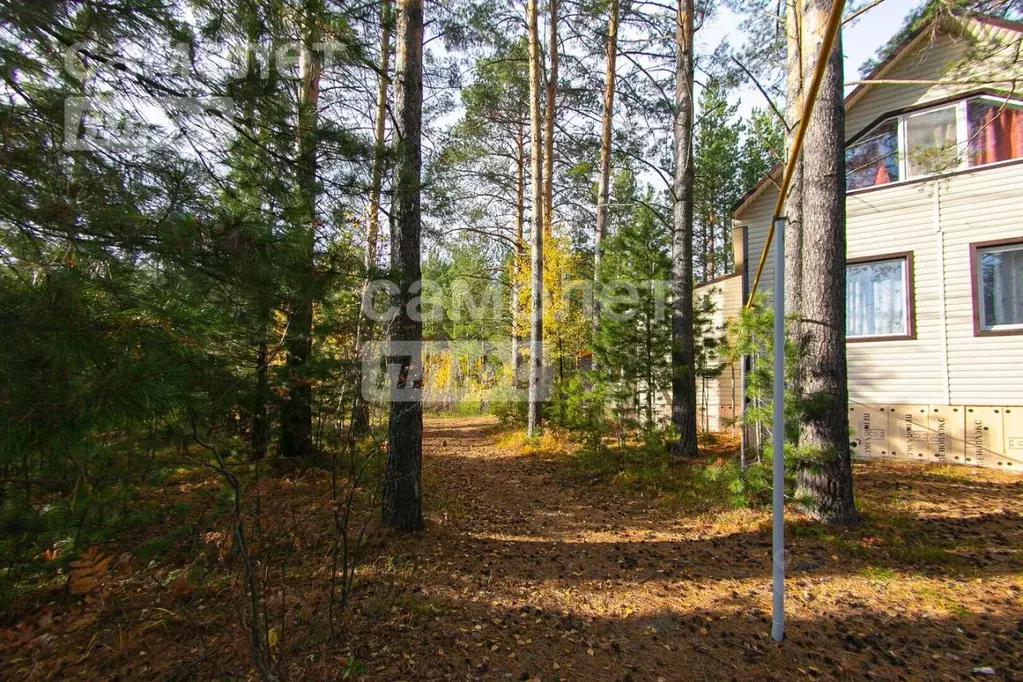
[730,12,1023,220]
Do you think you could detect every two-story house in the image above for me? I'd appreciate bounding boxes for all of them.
[701,13,1023,469]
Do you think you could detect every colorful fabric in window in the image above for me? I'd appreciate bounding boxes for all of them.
[969,99,1023,166]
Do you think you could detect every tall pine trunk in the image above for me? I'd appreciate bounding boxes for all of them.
[670,0,697,458]
[593,0,618,331]
[279,0,321,458]
[795,0,857,525]
[366,0,392,273]
[542,0,558,239]
[512,124,525,385]
[382,0,424,532]
[784,0,806,422]
[526,0,545,436]
[353,0,393,436]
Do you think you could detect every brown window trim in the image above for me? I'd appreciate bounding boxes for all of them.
[970,237,1023,337]
[846,251,916,343]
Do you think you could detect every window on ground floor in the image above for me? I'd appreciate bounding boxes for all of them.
[972,239,1023,335]
[846,254,913,340]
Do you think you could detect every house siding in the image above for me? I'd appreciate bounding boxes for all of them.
[845,20,1023,142]
[729,18,1023,468]
[735,161,1023,408]
[694,274,743,432]
[937,162,1023,405]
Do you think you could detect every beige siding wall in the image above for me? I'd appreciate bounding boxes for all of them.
[937,162,1023,404]
[846,20,1023,142]
[845,32,968,141]
[733,19,1023,411]
[739,185,779,306]
[694,275,743,432]
[735,161,1023,407]
[845,182,947,404]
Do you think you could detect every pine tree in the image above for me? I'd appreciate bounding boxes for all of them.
[693,80,742,281]
[795,0,858,525]
[383,0,426,532]
[670,0,698,458]
[593,0,620,332]
[595,191,671,426]
[527,0,546,436]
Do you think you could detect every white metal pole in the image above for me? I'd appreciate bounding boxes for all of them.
[771,216,786,642]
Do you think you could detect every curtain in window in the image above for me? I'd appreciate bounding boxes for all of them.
[969,100,1023,165]
[847,259,906,337]
[846,120,899,190]
[981,246,1023,328]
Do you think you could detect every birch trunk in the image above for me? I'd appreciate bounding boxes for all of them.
[593,0,619,331]
[795,0,858,525]
[670,0,697,458]
[382,0,424,532]
[526,0,545,436]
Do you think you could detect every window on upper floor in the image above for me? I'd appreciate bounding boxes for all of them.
[847,119,900,190]
[846,254,913,340]
[846,96,1023,190]
[967,98,1023,165]
[972,239,1023,335]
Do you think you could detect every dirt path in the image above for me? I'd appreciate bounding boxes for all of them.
[350,416,1023,681]
[5,415,1018,680]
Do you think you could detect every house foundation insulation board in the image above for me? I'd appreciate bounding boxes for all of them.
[887,405,930,461]
[843,404,1022,470]
[927,406,966,465]
[964,406,1004,467]
[1001,407,1023,470]
[849,403,893,459]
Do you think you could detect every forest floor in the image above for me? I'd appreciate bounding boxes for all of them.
[2,415,1022,681]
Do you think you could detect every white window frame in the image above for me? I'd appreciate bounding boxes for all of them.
[847,95,1023,191]
[900,102,968,180]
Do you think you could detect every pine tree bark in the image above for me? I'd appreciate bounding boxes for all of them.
[366,0,392,274]
[279,0,321,458]
[512,124,526,386]
[382,0,424,532]
[542,0,558,239]
[593,0,619,332]
[352,0,393,437]
[795,0,858,525]
[784,0,806,417]
[526,0,545,436]
[670,0,697,458]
